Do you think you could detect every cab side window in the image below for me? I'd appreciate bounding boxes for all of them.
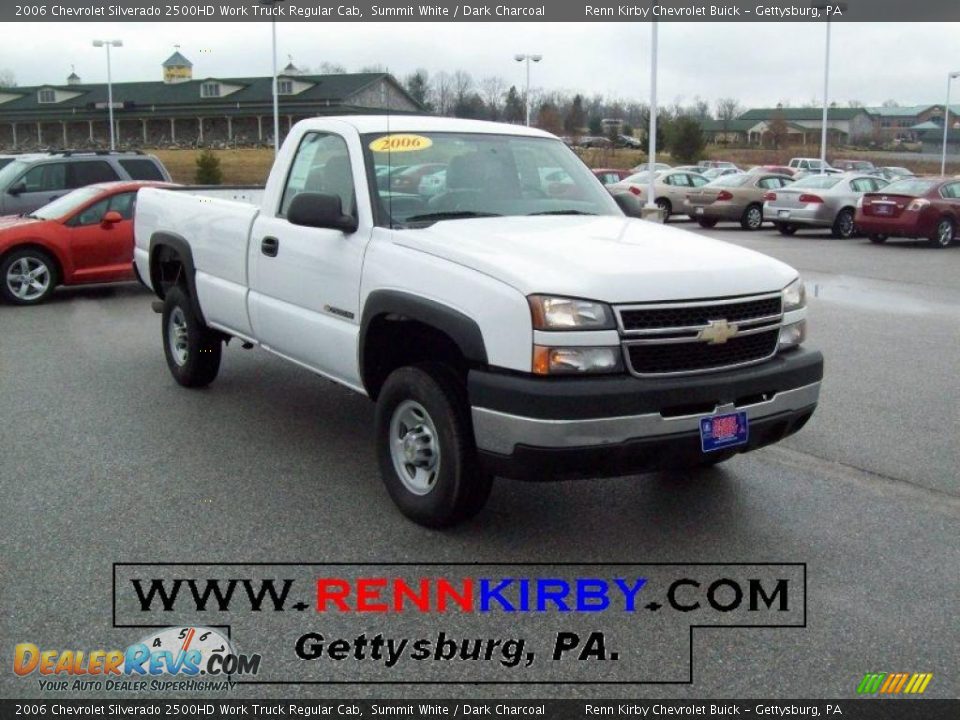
[280,132,355,218]
[69,161,119,188]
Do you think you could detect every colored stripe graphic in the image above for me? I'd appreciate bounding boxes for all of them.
[859,672,932,695]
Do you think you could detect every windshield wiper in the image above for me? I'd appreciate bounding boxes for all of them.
[528,210,597,216]
[404,211,502,222]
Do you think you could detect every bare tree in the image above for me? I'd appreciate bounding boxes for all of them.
[716,98,742,125]
[431,71,453,116]
[358,63,388,73]
[451,70,474,106]
[881,99,900,108]
[0,69,15,87]
[311,62,346,75]
[847,99,864,108]
[479,75,507,118]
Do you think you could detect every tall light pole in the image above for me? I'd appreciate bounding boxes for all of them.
[941,71,960,175]
[92,39,122,150]
[514,53,541,126]
[819,21,831,174]
[646,21,658,213]
[260,0,286,155]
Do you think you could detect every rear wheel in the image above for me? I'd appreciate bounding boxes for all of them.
[740,204,764,231]
[929,217,955,248]
[375,363,493,527]
[831,208,856,239]
[1,248,58,305]
[696,217,718,228]
[775,222,798,236]
[656,198,672,222]
[869,233,888,244]
[162,286,222,387]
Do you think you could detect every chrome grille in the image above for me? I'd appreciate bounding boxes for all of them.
[616,293,783,377]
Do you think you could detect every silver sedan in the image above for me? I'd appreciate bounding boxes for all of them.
[763,173,888,238]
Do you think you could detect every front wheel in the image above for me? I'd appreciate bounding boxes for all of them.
[775,222,798,236]
[1,248,58,305]
[929,217,955,248]
[696,217,718,228]
[375,363,493,527]
[162,286,222,387]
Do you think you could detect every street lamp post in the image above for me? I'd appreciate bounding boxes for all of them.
[941,71,960,175]
[646,21,658,213]
[514,53,542,126]
[92,39,122,150]
[259,0,286,155]
[819,21,831,174]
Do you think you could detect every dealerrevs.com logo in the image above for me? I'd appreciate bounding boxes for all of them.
[857,672,934,695]
[14,626,260,692]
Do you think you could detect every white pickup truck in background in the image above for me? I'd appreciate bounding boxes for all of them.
[134,115,823,527]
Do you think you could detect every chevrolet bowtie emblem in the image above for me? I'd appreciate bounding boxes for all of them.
[698,319,739,344]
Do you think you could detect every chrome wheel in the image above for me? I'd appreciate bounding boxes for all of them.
[389,400,441,495]
[937,219,953,246]
[746,206,763,229]
[6,256,51,301]
[167,306,189,367]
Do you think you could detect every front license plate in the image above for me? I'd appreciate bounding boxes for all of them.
[777,209,791,218]
[695,206,704,215]
[700,411,749,453]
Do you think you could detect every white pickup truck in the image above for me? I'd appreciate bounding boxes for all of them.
[134,115,823,527]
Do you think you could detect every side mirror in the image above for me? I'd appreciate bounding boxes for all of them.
[101,210,123,226]
[287,192,358,233]
[8,182,25,196]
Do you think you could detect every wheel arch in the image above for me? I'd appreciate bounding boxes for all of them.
[359,290,488,400]
[148,232,206,323]
[0,242,66,286]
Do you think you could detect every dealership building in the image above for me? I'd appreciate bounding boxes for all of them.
[0,51,422,150]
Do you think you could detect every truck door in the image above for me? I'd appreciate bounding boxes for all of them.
[247,130,369,389]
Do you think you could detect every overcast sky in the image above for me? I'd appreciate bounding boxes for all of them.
[5,21,960,109]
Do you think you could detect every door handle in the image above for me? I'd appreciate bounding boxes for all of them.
[261,236,279,257]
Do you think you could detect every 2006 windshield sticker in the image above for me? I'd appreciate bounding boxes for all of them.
[368,134,433,152]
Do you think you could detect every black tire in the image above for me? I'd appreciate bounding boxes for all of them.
[0,247,58,305]
[696,217,718,228]
[740,203,764,231]
[375,362,493,527]
[656,198,672,222]
[929,217,955,248]
[831,208,856,239]
[775,222,798,236]
[161,286,222,388]
[869,234,888,244]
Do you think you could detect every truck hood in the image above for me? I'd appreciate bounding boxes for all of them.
[392,215,797,302]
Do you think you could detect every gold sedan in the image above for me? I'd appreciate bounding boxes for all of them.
[607,170,710,221]
[685,173,794,230]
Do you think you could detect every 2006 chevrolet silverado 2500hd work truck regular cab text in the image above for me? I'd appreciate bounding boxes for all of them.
[134,116,823,527]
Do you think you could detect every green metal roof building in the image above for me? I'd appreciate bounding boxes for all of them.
[0,52,423,150]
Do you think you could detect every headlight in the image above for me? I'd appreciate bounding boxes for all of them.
[533,346,622,375]
[782,277,806,312]
[528,295,615,330]
[778,320,806,351]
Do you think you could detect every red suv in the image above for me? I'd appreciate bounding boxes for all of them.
[855,176,960,248]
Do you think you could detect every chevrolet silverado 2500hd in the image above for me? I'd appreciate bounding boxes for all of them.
[134,116,823,527]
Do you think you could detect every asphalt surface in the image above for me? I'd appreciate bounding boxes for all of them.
[1,223,958,701]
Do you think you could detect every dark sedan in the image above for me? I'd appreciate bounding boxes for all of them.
[855,176,960,248]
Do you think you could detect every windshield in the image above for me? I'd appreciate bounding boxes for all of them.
[880,178,938,196]
[790,175,842,190]
[362,132,621,228]
[32,186,104,220]
[0,159,29,189]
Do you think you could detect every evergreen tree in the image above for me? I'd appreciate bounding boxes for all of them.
[195,148,223,185]
[503,86,525,124]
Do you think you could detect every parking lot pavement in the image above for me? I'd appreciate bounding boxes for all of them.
[1,229,958,699]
